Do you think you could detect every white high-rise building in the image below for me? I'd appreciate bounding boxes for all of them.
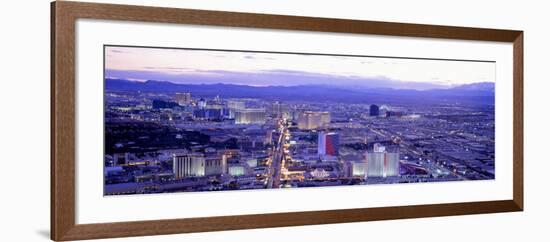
[227,100,246,118]
[173,154,205,179]
[318,133,325,156]
[384,152,400,177]
[298,111,330,130]
[366,144,399,178]
[227,100,246,110]
[270,101,290,118]
[205,155,227,176]
[173,153,227,179]
[265,130,274,145]
[351,161,368,177]
[198,98,207,109]
[366,152,386,177]
[234,108,266,124]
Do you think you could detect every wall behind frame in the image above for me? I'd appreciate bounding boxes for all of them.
[0,0,546,241]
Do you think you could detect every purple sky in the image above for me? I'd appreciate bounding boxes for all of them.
[105,46,495,90]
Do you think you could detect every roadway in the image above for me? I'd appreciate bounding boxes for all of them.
[267,119,287,189]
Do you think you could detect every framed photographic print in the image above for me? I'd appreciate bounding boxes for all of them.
[51,1,523,241]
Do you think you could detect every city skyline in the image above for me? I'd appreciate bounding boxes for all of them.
[103,45,495,196]
[105,46,495,90]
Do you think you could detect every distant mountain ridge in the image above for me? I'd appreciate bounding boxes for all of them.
[105,78,494,105]
[447,82,495,92]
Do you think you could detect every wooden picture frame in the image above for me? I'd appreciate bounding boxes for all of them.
[51,1,523,241]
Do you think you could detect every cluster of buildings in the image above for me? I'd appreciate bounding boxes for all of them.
[140,93,271,124]
[104,87,495,195]
[316,132,400,179]
[284,126,401,184]
[169,95,296,125]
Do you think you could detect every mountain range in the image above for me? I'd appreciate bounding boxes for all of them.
[105,78,494,105]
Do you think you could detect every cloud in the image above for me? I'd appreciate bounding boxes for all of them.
[108,49,131,54]
[143,66,195,71]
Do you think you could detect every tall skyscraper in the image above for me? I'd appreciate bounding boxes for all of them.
[198,98,207,109]
[351,161,368,177]
[265,130,274,145]
[234,108,266,124]
[298,111,331,130]
[366,143,399,178]
[227,100,246,118]
[227,100,246,109]
[174,92,192,105]
[384,152,400,177]
[325,133,339,156]
[318,133,325,155]
[173,154,206,179]
[366,152,385,177]
[318,132,339,156]
[270,101,290,118]
[370,104,380,117]
[205,155,227,176]
[173,153,227,179]
[213,95,222,104]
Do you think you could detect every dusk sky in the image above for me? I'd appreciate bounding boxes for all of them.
[105,46,495,90]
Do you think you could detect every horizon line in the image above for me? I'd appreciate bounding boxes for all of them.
[105,77,495,90]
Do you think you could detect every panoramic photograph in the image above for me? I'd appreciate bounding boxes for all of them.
[103,45,495,196]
